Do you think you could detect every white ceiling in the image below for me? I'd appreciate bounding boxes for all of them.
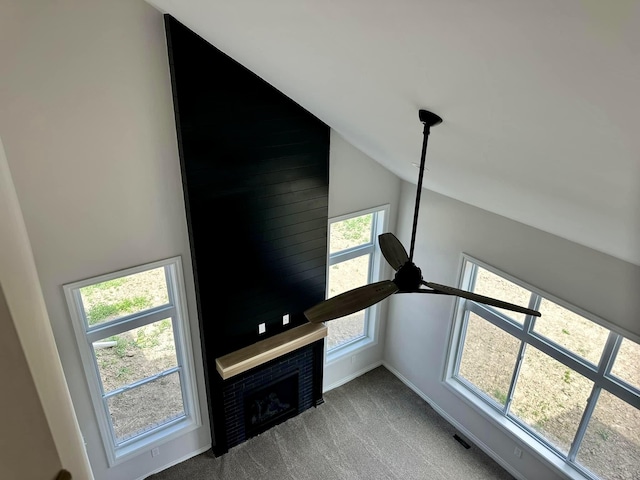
[147,0,640,266]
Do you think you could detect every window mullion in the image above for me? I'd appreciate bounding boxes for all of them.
[103,366,181,399]
[601,333,622,376]
[86,306,176,343]
[525,293,542,333]
[504,294,540,415]
[468,303,524,339]
[329,243,374,265]
[504,340,526,415]
[568,385,600,463]
[568,333,618,462]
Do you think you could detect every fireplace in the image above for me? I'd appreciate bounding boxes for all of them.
[214,323,327,452]
[244,371,298,438]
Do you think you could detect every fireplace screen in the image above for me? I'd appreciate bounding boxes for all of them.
[244,371,299,438]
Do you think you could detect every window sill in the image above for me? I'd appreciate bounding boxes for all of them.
[443,377,596,480]
[110,415,201,466]
[325,335,375,365]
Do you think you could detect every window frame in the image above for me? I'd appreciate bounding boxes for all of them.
[324,205,389,362]
[63,256,201,466]
[444,254,640,480]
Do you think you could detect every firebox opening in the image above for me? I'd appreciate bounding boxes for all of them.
[243,371,299,439]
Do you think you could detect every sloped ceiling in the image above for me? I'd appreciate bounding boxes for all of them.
[147,0,640,266]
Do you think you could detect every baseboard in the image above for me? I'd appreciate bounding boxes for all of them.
[381,362,526,480]
[135,444,212,480]
[322,360,383,393]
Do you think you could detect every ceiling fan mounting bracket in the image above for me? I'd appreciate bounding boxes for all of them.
[418,109,443,128]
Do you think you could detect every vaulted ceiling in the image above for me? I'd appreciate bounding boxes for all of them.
[147,0,640,265]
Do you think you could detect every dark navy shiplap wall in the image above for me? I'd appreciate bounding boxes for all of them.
[164,15,328,453]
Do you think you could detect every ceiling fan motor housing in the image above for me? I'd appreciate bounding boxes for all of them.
[393,261,423,291]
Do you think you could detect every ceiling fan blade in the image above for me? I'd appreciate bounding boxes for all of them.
[304,281,399,323]
[379,233,409,271]
[422,281,541,317]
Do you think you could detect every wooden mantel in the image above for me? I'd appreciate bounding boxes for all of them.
[215,323,327,380]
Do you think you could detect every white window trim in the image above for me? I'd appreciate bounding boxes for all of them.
[443,253,640,480]
[63,256,201,466]
[325,204,390,364]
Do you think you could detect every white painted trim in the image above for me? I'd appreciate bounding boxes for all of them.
[323,361,382,392]
[134,444,212,480]
[63,256,202,467]
[324,204,390,360]
[459,253,640,345]
[442,254,639,480]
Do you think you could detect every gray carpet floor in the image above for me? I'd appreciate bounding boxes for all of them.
[147,366,515,479]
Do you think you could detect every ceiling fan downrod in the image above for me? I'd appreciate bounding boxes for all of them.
[303,107,542,324]
[409,109,442,261]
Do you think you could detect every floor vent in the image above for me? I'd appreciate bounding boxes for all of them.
[453,433,471,449]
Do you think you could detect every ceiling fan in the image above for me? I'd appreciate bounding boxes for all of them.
[304,109,541,323]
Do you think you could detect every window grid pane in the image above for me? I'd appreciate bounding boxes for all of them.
[533,298,609,366]
[328,255,370,297]
[107,371,186,445]
[510,345,593,454]
[610,338,640,390]
[327,253,371,349]
[576,389,640,479]
[326,311,366,350]
[329,213,373,254]
[80,267,170,327]
[458,312,521,407]
[93,318,178,393]
[473,267,532,324]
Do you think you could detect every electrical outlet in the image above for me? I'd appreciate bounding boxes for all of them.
[283,313,290,325]
[514,447,522,458]
[258,323,266,334]
[151,447,160,457]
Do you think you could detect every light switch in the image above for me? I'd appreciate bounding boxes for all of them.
[283,313,290,325]
[258,323,266,334]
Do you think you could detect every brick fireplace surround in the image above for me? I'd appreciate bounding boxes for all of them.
[214,323,327,451]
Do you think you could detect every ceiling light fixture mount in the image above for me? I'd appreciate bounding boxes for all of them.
[303,109,541,324]
[418,109,443,128]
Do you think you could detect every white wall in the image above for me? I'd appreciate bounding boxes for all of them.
[0,283,63,480]
[384,182,640,480]
[0,1,210,479]
[323,130,402,389]
[0,137,92,480]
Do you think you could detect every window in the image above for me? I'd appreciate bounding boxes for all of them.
[325,206,388,356]
[446,255,640,480]
[64,257,200,465]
